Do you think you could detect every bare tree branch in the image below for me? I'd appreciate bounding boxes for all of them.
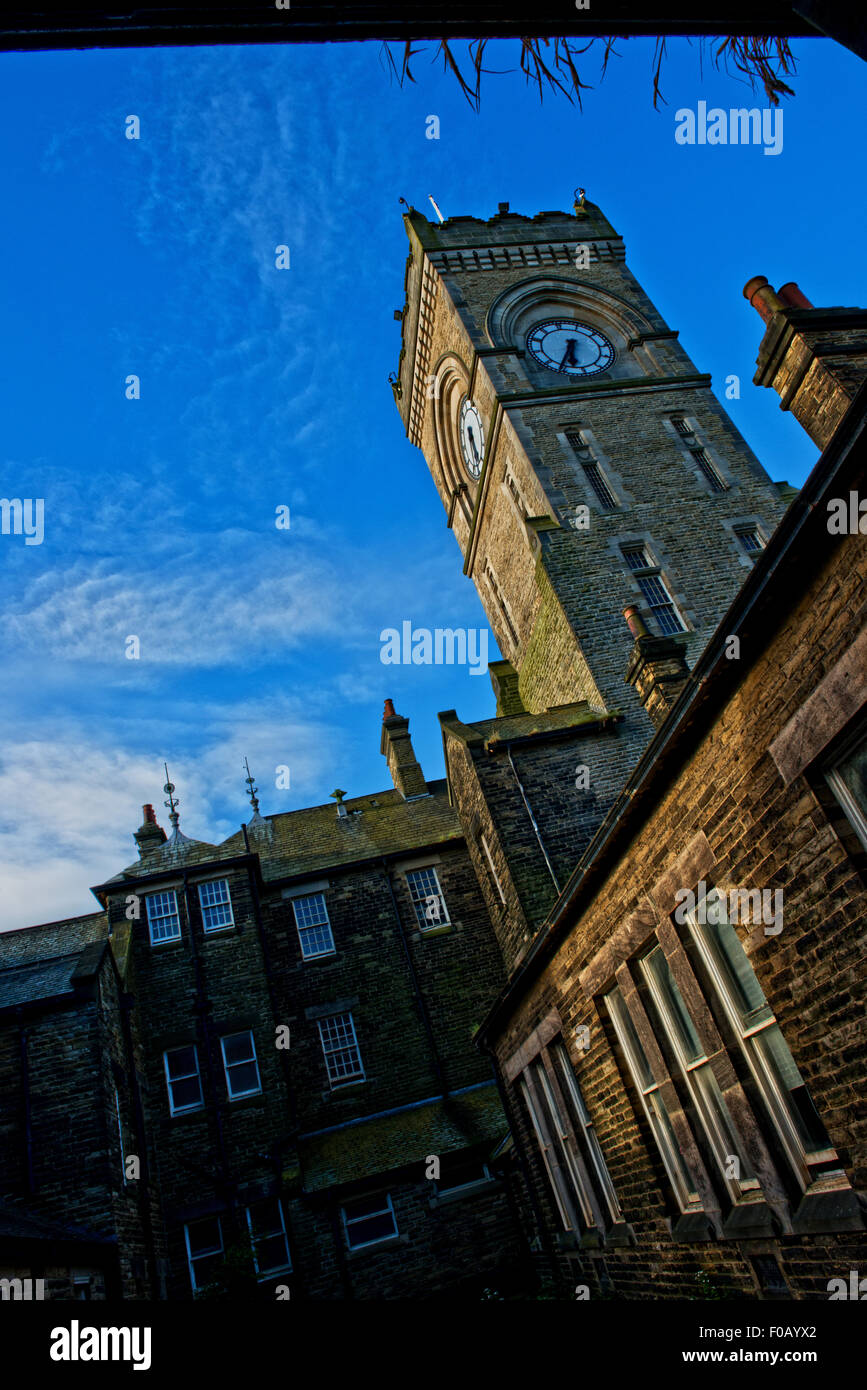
[381,35,797,111]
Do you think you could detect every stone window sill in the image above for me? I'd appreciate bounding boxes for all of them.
[668,1211,715,1243]
[791,1180,864,1235]
[346,1233,409,1260]
[428,1178,501,1209]
[414,923,455,940]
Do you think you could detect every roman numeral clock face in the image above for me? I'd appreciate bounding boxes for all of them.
[459,398,485,479]
[526,320,615,376]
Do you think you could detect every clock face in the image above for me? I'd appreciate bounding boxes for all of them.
[526,320,615,376]
[459,398,485,480]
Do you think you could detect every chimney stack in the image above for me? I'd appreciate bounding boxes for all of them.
[744,275,867,451]
[623,607,691,730]
[380,701,428,799]
[134,803,167,858]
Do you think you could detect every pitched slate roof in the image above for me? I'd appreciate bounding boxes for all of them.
[0,1198,114,1246]
[104,827,226,884]
[0,952,84,1011]
[299,1082,507,1192]
[223,779,462,882]
[0,912,108,968]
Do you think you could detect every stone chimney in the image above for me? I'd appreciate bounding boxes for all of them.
[623,606,691,730]
[380,700,428,799]
[744,275,867,451]
[134,803,167,858]
[489,660,526,717]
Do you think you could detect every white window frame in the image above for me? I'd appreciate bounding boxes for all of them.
[198,879,234,932]
[517,1045,620,1237]
[184,1217,223,1293]
[341,1192,398,1250]
[434,1159,492,1196]
[245,1199,292,1276]
[219,1030,262,1100]
[146,889,181,944]
[163,1045,204,1116]
[405,866,450,930]
[551,1041,622,1224]
[683,889,840,1191]
[291,891,336,959]
[317,1012,365,1087]
[825,720,867,853]
[638,944,761,1204]
[604,985,703,1214]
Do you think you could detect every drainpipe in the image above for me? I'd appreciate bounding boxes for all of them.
[119,991,160,1299]
[17,1014,34,1193]
[241,825,304,1295]
[505,746,561,894]
[182,869,236,1227]
[242,824,298,1130]
[380,858,448,1096]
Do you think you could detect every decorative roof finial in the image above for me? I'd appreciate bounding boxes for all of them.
[573,186,586,215]
[244,757,260,816]
[329,789,347,805]
[163,763,180,832]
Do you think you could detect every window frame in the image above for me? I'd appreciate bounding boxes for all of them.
[604,982,706,1215]
[146,889,181,945]
[184,1216,223,1294]
[621,543,686,636]
[219,1030,262,1101]
[341,1192,398,1250]
[291,891,336,959]
[405,866,451,931]
[197,879,235,933]
[245,1198,292,1277]
[682,888,841,1192]
[824,718,867,854]
[734,525,765,557]
[509,1023,622,1237]
[637,943,761,1205]
[317,1011,365,1087]
[163,1044,204,1116]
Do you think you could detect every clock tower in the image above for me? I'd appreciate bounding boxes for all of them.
[392,197,791,749]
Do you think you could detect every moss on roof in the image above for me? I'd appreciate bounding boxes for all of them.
[223,779,462,882]
[300,1082,506,1192]
[444,702,616,751]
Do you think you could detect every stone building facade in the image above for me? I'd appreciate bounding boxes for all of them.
[394,200,867,1298]
[1,198,865,1301]
[0,731,531,1300]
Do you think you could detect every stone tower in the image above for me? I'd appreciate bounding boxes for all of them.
[392,198,792,744]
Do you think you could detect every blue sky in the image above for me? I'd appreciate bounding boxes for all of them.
[0,35,864,929]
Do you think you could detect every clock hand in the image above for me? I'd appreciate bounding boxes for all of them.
[559,338,579,370]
